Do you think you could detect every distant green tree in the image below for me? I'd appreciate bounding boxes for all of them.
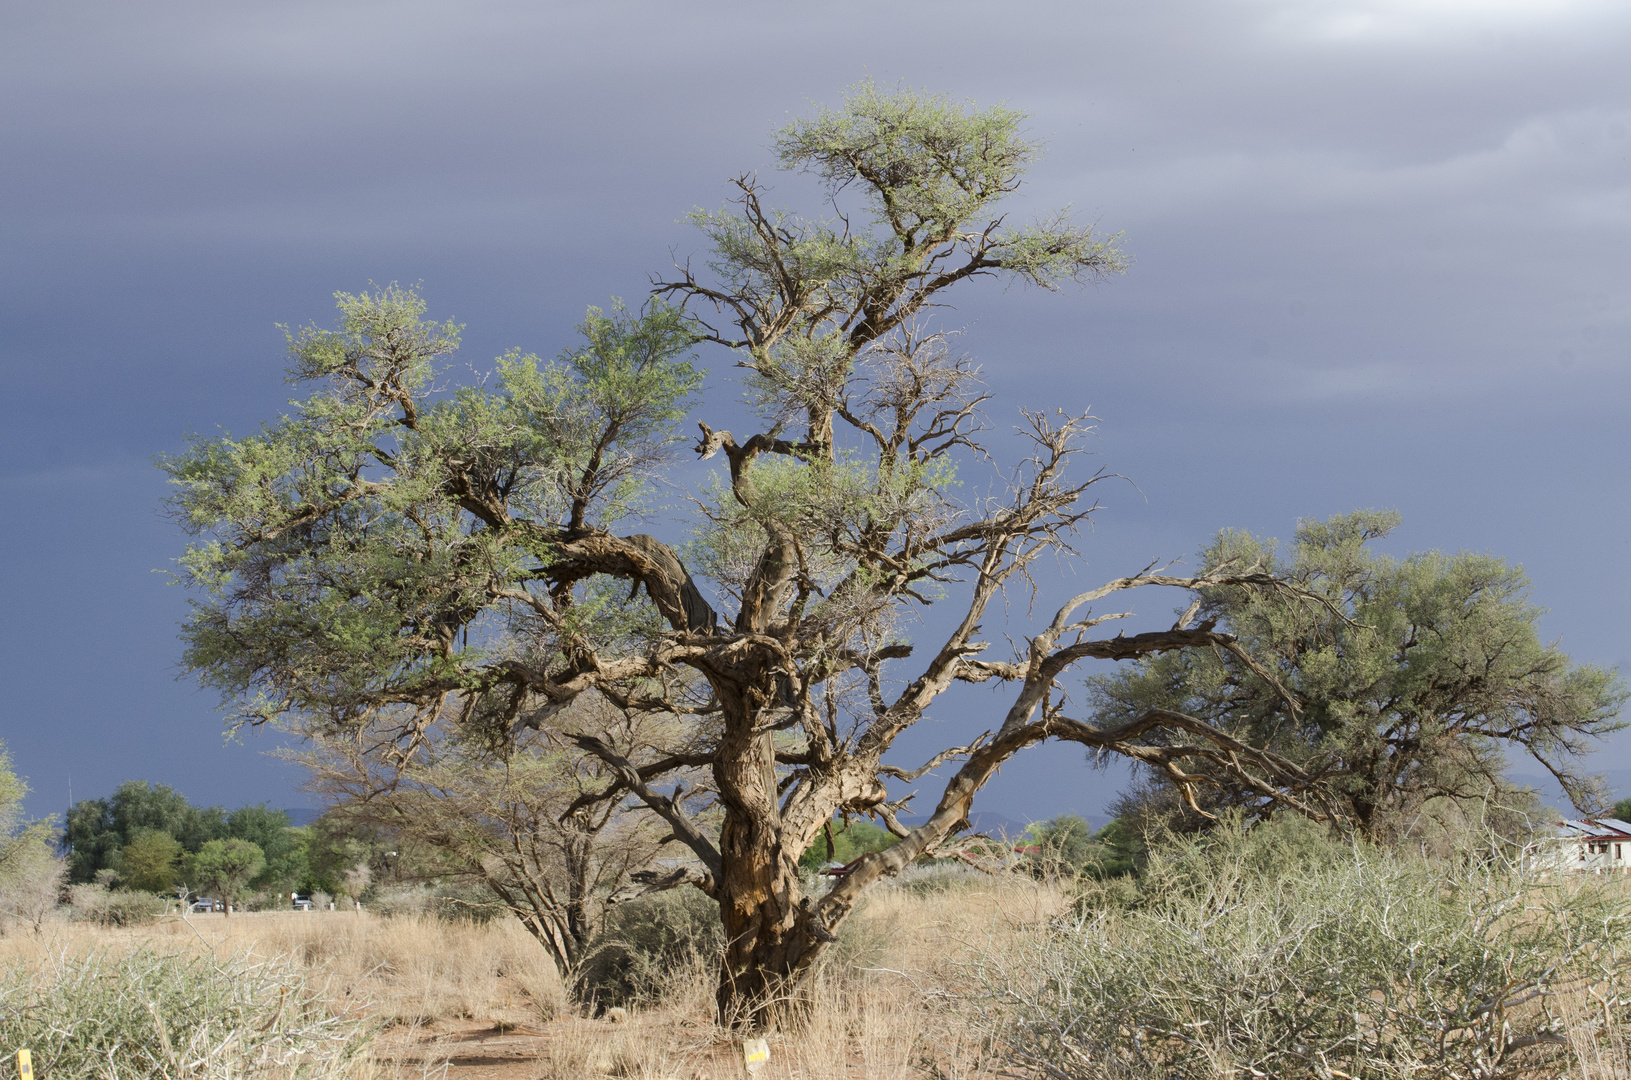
[62,801,121,884]
[119,829,183,894]
[265,825,313,896]
[64,781,227,883]
[1613,798,1631,823]
[224,804,306,892]
[1089,512,1628,840]
[1016,815,1141,880]
[109,781,226,851]
[225,804,288,850]
[190,839,265,914]
[797,818,897,874]
[1083,818,1141,879]
[1020,814,1095,877]
[1025,815,1094,862]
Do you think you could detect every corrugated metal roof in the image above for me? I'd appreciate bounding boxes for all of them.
[1555,819,1631,838]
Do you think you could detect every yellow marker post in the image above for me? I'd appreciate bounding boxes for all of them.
[16,1049,33,1080]
[742,1037,770,1075]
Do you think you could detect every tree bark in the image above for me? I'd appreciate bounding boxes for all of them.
[708,683,827,1022]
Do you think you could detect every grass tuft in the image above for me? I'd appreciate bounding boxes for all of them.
[0,947,374,1079]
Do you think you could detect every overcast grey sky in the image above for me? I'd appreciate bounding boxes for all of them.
[3,0,1628,822]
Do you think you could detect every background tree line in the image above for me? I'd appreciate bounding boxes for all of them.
[62,780,398,907]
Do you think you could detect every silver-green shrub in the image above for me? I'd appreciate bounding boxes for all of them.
[968,817,1631,1080]
[0,949,374,1079]
[65,883,166,927]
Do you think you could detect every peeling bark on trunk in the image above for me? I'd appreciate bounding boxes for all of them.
[707,677,831,1022]
[713,814,818,1021]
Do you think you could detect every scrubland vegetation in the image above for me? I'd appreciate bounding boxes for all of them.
[10,818,1631,1079]
[6,81,1630,1079]
[0,866,1042,1078]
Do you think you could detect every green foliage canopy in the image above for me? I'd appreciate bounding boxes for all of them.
[797,817,898,874]
[191,838,266,908]
[65,780,227,883]
[225,805,306,894]
[1088,511,1627,835]
[118,829,184,894]
[64,781,306,896]
[162,292,704,737]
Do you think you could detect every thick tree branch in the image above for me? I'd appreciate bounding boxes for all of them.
[564,733,722,891]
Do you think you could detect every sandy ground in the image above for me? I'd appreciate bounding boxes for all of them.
[375,1017,739,1080]
[377,1020,556,1079]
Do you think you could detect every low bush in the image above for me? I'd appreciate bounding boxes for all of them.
[968,816,1631,1080]
[0,948,374,1079]
[426,879,511,923]
[364,882,436,918]
[891,861,986,894]
[574,888,722,1008]
[66,882,165,927]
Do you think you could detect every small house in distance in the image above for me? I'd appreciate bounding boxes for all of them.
[1547,817,1631,873]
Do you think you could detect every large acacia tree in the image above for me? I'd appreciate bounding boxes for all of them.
[166,84,1338,1021]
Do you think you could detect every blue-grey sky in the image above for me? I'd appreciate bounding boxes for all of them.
[3,0,1628,823]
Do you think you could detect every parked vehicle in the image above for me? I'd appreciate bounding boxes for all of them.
[292,894,313,910]
[189,897,221,913]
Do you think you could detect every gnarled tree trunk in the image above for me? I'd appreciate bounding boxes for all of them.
[704,660,824,1018]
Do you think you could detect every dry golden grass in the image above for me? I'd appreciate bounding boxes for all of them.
[0,874,1055,1078]
[15,874,1631,1077]
[0,908,568,1028]
[519,874,1067,1079]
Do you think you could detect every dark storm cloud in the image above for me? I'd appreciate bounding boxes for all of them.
[2,1,1628,820]
[8,2,1626,397]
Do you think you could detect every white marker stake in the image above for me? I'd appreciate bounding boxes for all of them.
[742,1037,770,1075]
[17,1049,34,1080]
